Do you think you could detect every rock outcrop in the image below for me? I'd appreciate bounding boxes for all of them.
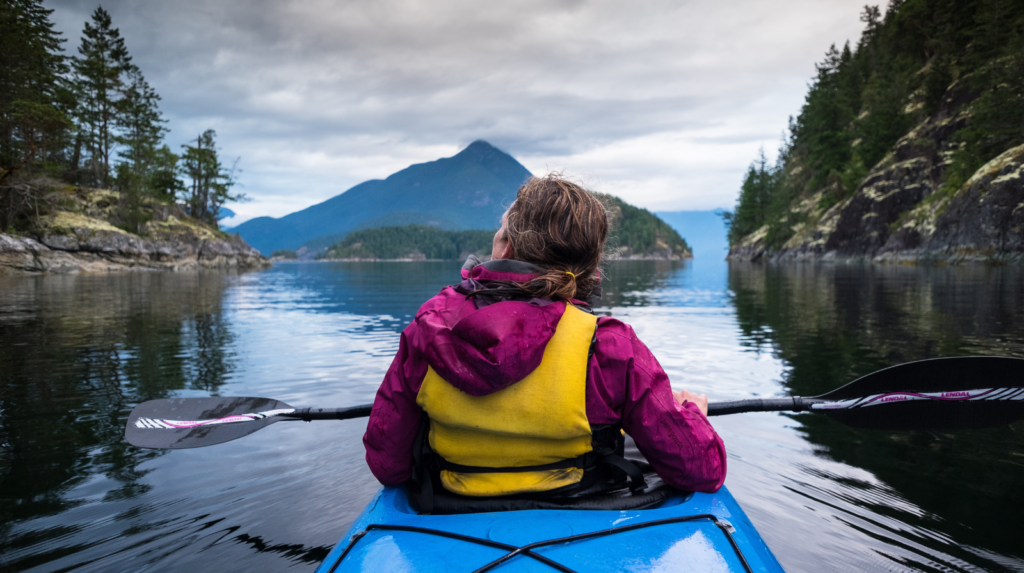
[0,188,268,275]
[728,80,1024,265]
[878,145,1024,264]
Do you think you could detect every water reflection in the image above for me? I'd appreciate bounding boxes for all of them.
[2,261,1023,572]
[728,263,1024,568]
[0,272,240,569]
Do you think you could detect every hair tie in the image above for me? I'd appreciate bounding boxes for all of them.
[565,271,576,280]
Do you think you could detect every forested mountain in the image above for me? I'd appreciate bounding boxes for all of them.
[314,195,691,261]
[600,194,691,259]
[319,226,494,260]
[232,140,530,255]
[726,0,1024,263]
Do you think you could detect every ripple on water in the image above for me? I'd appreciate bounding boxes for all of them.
[2,261,1024,572]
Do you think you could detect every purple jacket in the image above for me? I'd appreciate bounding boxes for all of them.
[363,258,727,493]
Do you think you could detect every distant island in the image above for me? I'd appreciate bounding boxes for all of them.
[233,141,692,261]
[299,192,691,262]
[317,226,493,261]
[725,2,1024,264]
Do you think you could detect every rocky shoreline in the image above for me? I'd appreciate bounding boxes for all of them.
[728,80,1024,266]
[728,143,1024,265]
[0,232,268,275]
[0,188,268,275]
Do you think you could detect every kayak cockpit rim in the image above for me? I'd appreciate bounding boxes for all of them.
[321,513,754,573]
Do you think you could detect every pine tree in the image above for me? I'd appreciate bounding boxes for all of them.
[0,0,70,185]
[73,6,133,188]
[728,148,778,244]
[114,66,166,193]
[149,145,183,202]
[180,130,242,225]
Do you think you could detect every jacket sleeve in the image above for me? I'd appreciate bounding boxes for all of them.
[362,325,427,486]
[588,318,727,493]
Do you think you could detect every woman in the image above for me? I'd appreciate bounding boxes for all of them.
[363,175,726,508]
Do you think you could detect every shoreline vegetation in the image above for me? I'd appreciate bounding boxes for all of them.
[0,186,266,275]
[724,1,1024,265]
[2,3,261,274]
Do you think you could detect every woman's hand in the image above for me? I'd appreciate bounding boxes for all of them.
[672,389,709,417]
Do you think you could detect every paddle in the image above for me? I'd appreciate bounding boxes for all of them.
[125,356,1024,450]
[125,397,372,449]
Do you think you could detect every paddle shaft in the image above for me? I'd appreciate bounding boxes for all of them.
[707,397,824,416]
[123,357,1024,450]
[282,405,373,421]
[278,400,822,421]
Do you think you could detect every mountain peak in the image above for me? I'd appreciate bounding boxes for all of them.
[233,141,532,254]
[457,139,507,161]
[463,139,498,152]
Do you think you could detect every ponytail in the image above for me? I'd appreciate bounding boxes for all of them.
[498,174,608,302]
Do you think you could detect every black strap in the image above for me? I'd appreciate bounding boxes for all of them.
[434,447,647,493]
[436,450,600,474]
[599,453,647,492]
[411,413,436,513]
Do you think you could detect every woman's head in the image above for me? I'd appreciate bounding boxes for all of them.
[491,174,608,301]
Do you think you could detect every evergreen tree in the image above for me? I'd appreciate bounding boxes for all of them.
[115,66,166,192]
[0,0,70,185]
[149,145,183,202]
[728,148,778,244]
[112,65,168,230]
[728,0,1024,247]
[180,130,242,225]
[72,6,133,187]
[791,44,856,194]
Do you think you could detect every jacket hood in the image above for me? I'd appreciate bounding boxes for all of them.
[411,256,593,397]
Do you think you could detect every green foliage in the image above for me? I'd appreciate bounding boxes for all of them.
[72,7,133,188]
[320,225,494,260]
[727,143,803,249]
[0,0,72,229]
[114,68,167,191]
[179,130,243,225]
[149,145,184,202]
[728,0,1024,247]
[598,194,690,257]
[0,3,241,235]
[728,148,778,244]
[948,57,1024,193]
[270,249,298,260]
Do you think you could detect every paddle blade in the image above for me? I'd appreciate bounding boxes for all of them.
[126,397,295,449]
[812,356,1024,430]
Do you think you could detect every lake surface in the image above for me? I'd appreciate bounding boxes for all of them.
[2,259,1023,572]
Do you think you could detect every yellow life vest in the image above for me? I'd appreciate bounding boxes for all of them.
[416,303,598,497]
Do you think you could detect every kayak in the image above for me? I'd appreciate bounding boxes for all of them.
[315,485,785,572]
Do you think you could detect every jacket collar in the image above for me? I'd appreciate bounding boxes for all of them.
[459,255,602,307]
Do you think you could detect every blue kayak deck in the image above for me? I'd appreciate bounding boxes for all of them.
[316,485,784,572]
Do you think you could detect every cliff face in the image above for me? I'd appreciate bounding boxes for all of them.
[0,188,267,275]
[880,144,1024,263]
[729,82,1024,264]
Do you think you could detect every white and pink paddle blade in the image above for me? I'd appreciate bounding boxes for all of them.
[126,397,296,449]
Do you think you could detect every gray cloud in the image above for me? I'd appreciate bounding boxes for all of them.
[48,0,868,221]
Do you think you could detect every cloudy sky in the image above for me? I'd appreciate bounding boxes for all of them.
[49,0,868,226]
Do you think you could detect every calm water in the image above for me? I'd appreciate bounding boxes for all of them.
[2,260,1023,572]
